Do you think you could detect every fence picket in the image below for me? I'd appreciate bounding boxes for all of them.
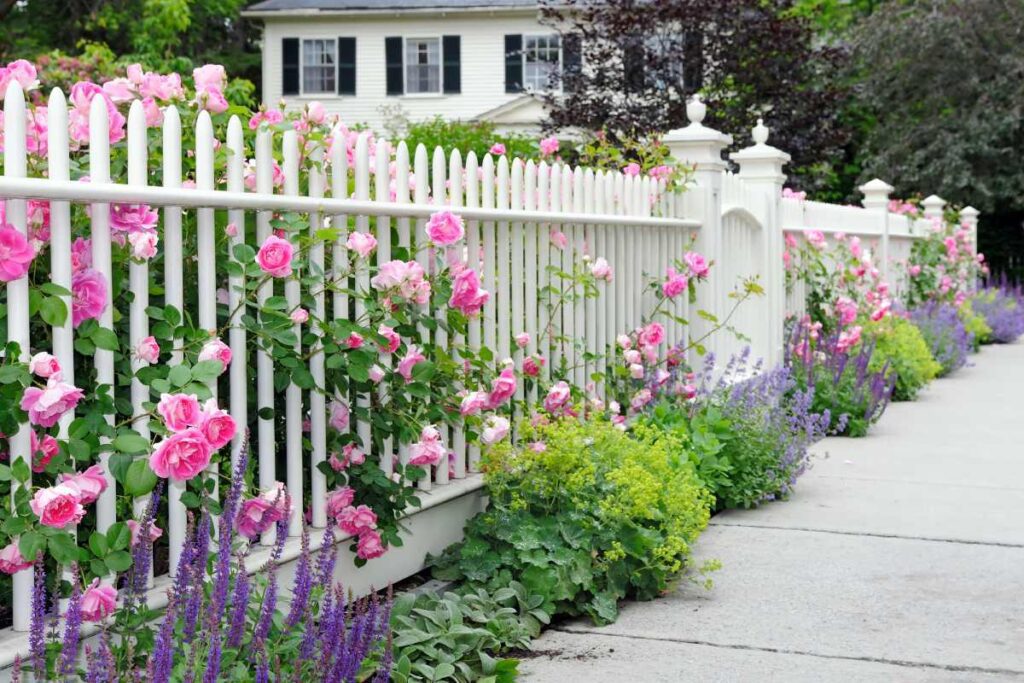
[255,126,276,546]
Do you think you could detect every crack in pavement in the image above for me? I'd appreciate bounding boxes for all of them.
[705,521,1024,549]
[548,626,1024,678]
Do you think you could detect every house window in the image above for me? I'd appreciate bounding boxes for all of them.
[302,39,336,94]
[523,34,561,91]
[405,38,441,94]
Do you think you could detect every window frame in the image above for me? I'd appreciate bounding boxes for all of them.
[300,37,338,96]
[521,33,563,93]
[402,36,444,96]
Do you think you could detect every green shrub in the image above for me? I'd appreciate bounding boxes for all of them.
[864,315,941,401]
[959,300,992,349]
[434,419,712,625]
[389,116,537,161]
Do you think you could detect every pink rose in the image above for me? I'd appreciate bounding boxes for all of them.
[836,325,862,353]
[198,338,233,373]
[157,393,202,432]
[539,136,559,156]
[0,224,37,281]
[368,364,386,384]
[21,378,84,428]
[637,322,665,349]
[486,367,517,408]
[30,431,59,473]
[134,336,160,364]
[128,230,158,260]
[199,399,236,450]
[356,528,386,559]
[256,235,294,277]
[629,363,645,379]
[590,257,613,282]
[141,96,162,127]
[290,308,309,324]
[345,332,365,350]
[489,143,506,155]
[0,542,33,574]
[662,267,689,299]
[543,381,572,415]
[425,210,465,246]
[624,349,641,365]
[192,64,227,94]
[806,230,826,250]
[71,237,92,273]
[306,101,326,124]
[71,268,108,327]
[481,416,510,445]
[834,297,858,326]
[326,487,355,518]
[617,334,632,350]
[28,352,61,379]
[409,425,446,467]
[346,231,377,258]
[234,496,280,539]
[126,519,163,547]
[30,484,86,528]
[337,504,378,536]
[683,251,709,278]
[377,325,400,353]
[909,264,922,277]
[398,345,427,383]
[149,428,213,482]
[630,388,653,411]
[514,332,530,349]
[225,222,239,237]
[448,268,490,317]
[460,390,489,416]
[0,60,38,93]
[110,203,159,234]
[523,356,542,377]
[329,401,350,431]
[550,230,568,249]
[80,579,117,622]
[623,162,641,177]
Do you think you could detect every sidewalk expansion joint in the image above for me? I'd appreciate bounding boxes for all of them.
[549,626,1024,677]
[707,522,1024,549]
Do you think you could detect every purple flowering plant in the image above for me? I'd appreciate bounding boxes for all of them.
[971,283,1024,344]
[909,302,973,376]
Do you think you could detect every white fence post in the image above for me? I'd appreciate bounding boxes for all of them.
[663,95,732,359]
[960,206,980,258]
[922,194,946,221]
[859,179,894,283]
[730,119,790,366]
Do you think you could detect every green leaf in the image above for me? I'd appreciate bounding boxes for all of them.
[108,453,134,486]
[190,360,224,383]
[11,458,30,484]
[92,327,120,352]
[107,522,131,551]
[233,244,256,263]
[164,305,182,327]
[168,365,191,387]
[39,296,68,327]
[124,459,158,497]
[89,531,109,558]
[19,531,46,563]
[411,361,436,383]
[48,532,80,565]
[113,431,150,455]
[39,282,71,297]
[0,464,10,481]
[104,550,133,573]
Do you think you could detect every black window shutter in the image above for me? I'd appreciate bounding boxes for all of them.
[385,36,403,95]
[337,37,356,95]
[442,35,461,94]
[562,33,581,92]
[504,34,523,94]
[282,37,300,95]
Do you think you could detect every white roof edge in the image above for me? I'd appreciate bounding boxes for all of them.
[241,6,537,18]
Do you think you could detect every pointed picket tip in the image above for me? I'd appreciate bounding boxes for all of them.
[859,178,894,194]
[960,206,980,218]
[922,193,946,206]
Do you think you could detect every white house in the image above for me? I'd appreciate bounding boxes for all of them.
[241,0,577,134]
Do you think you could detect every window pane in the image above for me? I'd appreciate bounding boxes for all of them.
[405,38,441,94]
[522,34,561,90]
[302,39,336,93]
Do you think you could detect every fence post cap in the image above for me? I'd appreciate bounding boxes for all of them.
[663,96,732,171]
[858,178,894,194]
[921,194,946,207]
[960,205,980,218]
[729,119,791,175]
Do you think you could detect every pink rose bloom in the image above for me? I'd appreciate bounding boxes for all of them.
[908,264,922,277]
[623,349,641,365]
[550,230,568,249]
[487,367,517,408]
[481,416,510,445]
[425,210,465,246]
[30,484,86,529]
[806,230,826,250]
[29,352,61,379]
[448,268,490,317]
[623,162,641,177]
[590,257,613,282]
[326,487,355,518]
[141,96,163,127]
[199,399,236,450]
[662,267,689,299]
[0,225,36,281]
[290,308,309,324]
[489,143,506,155]
[834,297,858,326]
[654,369,671,386]
[110,203,159,234]
[836,325,862,354]
[368,364,386,384]
[157,393,202,432]
[523,356,541,377]
[356,528,386,559]
[0,542,32,574]
[256,235,294,277]
[30,431,59,473]
[648,165,672,180]
[377,325,400,353]
[629,363,645,379]
[345,332,365,349]
[870,300,891,321]
[543,381,572,415]
[128,230,159,260]
[198,338,233,372]
[329,400,350,431]
[247,109,284,130]
[101,77,135,103]
[233,496,277,538]
[126,519,163,547]
[134,336,160,364]
[683,251,709,278]
[337,504,378,535]
[398,345,427,382]
[71,268,107,327]
[259,481,292,518]
[346,231,378,258]
[225,222,239,237]
[638,322,665,349]
[306,101,326,124]
[21,378,84,428]
[539,136,559,156]
[460,390,489,416]
[71,237,92,273]
[630,388,653,412]
[193,64,226,94]
[529,441,547,453]
[0,60,38,92]
[617,334,632,350]
[409,425,446,467]
[149,428,213,481]
[343,443,366,466]
[80,579,117,622]
[514,332,530,349]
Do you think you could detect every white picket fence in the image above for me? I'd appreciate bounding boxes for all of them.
[0,83,978,658]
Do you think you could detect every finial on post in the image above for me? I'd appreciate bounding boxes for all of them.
[686,94,706,126]
[921,194,946,219]
[752,118,769,145]
[858,178,894,210]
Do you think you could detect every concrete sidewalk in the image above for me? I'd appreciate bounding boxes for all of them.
[521,343,1024,682]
